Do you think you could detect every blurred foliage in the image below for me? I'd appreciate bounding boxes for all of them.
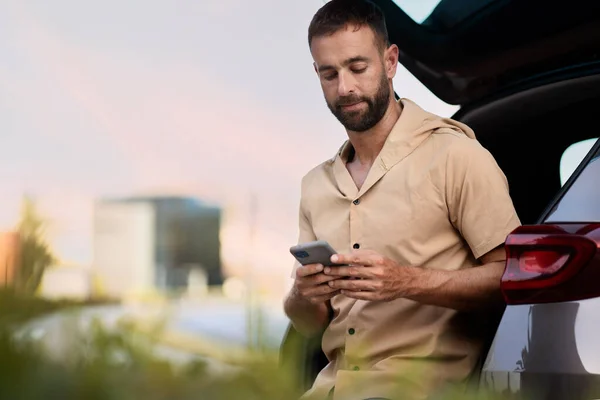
[0,287,513,400]
[0,299,301,400]
[0,288,113,326]
[13,195,55,294]
[0,314,513,400]
[0,311,512,400]
[0,288,65,326]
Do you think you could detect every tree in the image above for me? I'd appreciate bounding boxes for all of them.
[14,196,55,294]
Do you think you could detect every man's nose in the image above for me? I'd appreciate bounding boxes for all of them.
[337,72,356,97]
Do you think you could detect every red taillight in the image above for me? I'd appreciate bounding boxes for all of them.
[514,250,568,277]
[501,224,600,305]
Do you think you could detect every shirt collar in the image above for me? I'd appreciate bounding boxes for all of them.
[332,98,434,168]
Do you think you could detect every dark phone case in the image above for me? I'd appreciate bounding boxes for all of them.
[289,240,345,266]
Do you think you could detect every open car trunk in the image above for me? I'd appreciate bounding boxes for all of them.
[369,0,600,232]
[373,0,600,105]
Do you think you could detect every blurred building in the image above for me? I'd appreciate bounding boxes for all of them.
[92,196,222,298]
[0,232,20,286]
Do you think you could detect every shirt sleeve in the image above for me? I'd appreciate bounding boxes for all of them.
[445,138,521,260]
[290,179,317,278]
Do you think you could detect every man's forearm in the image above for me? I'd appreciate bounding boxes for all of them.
[284,288,331,337]
[406,261,506,312]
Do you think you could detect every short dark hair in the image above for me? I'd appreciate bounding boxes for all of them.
[308,0,390,50]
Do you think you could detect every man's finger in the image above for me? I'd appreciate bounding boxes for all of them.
[329,278,378,291]
[298,273,338,288]
[323,265,373,278]
[296,263,324,278]
[303,283,340,298]
[310,290,341,304]
[330,253,376,266]
[311,273,339,285]
[340,289,376,300]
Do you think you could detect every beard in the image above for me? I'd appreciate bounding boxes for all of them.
[326,72,391,132]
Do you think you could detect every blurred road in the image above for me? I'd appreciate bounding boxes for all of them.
[19,295,290,372]
[172,297,288,348]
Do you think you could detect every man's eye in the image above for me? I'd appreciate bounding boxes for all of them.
[323,73,337,81]
[352,67,367,74]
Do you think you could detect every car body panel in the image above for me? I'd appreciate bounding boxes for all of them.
[482,300,600,399]
[481,137,600,399]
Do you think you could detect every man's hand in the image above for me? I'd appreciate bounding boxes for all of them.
[285,263,339,337]
[324,250,419,302]
[293,263,341,304]
[323,247,507,311]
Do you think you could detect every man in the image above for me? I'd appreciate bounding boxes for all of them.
[283,1,521,399]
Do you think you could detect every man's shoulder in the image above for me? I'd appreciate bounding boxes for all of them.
[428,128,494,165]
[426,128,507,191]
[301,158,334,189]
[300,141,346,189]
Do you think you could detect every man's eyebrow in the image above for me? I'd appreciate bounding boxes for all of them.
[317,56,371,73]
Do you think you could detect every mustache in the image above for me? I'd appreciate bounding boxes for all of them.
[336,95,367,107]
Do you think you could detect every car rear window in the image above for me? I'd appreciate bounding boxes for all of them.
[546,138,600,222]
[560,138,598,186]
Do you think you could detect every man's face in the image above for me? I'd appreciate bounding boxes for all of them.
[310,25,397,132]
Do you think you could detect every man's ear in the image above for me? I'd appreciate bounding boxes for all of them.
[385,44,399,79]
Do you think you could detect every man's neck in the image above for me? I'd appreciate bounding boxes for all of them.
[346,99,402,167]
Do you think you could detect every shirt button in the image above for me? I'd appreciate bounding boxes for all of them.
[353,366,360,371]
[348,328,355,335]
[352,199,360,205]
[353,243,360,249]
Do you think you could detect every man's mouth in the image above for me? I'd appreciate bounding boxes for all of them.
[339,101,364,110]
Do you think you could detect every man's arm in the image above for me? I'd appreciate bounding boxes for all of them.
[284,270,334,337]
[404,135,518,311]
[402,245,506,311]
[284,180,337,337]
[325,245,507,312]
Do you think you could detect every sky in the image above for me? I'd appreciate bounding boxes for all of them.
[0,0,588,293]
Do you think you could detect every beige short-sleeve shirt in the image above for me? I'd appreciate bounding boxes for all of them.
[293,99,521,400]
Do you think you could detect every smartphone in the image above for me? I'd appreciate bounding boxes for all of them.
[289,240,344,266]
